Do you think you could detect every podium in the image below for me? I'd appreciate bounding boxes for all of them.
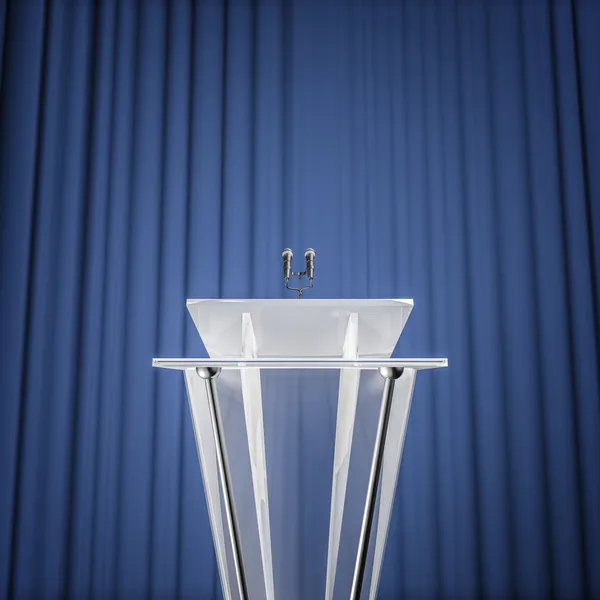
[153,299,447,600]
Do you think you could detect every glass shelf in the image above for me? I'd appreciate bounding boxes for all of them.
[152,357,448,371]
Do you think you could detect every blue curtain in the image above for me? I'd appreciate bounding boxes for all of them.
[1,0,599,598]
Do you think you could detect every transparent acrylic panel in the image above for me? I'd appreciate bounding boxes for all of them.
[184,370,236,600]
[212,369,269,600]
[325,313,360,600]
[368,368,416,600]
[186,299,414,359]
[260,369,338,599]
[182,366,419,600]
[329,370,383,600]
[241,313,275,600]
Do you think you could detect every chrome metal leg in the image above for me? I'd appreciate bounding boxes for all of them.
[350,366,404,600]
[197,367,249,600]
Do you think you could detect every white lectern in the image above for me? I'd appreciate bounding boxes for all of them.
[153,299,447,600]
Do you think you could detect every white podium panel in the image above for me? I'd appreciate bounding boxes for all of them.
[154,300,447,599]
[186,299,413,359]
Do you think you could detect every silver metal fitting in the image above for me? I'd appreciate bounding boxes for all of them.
[378,366,404,380]
[196,366,222,380]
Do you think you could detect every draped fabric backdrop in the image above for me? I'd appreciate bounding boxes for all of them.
[1,0,599,598]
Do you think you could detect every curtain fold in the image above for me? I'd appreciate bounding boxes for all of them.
[1,0,599,598]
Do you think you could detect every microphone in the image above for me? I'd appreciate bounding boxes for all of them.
[305,248,315,281]
[282,248,293,281]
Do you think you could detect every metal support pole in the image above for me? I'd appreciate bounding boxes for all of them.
[197,367,249,600]
[350,366,404,600]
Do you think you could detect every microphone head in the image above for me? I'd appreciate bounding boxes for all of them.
[304,248,315,280]
[282,248,293,281]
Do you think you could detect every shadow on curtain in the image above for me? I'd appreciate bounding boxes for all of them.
[1,0,599,598]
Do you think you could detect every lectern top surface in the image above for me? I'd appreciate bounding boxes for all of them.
[186,298,414,306]
[152,357,448,370]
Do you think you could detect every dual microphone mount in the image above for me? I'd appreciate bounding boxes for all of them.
[282,248,315,298]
